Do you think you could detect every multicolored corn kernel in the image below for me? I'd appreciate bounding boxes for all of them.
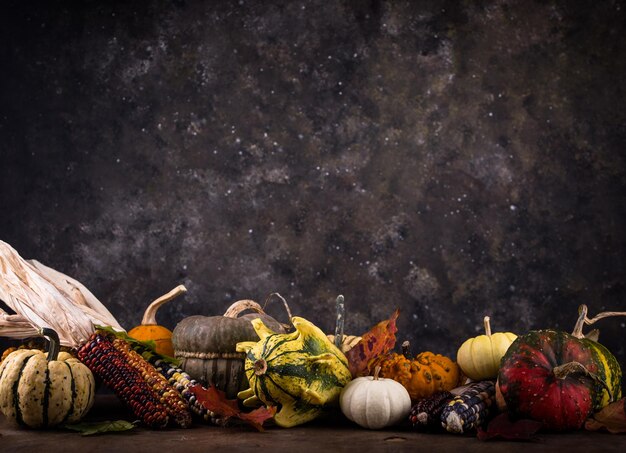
[440,380,496,434]
[112,338,192,428]
[152,358,226,425]
[409,391,454,429]
[77,332,170,429]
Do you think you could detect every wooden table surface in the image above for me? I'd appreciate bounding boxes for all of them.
[1,395,625,452]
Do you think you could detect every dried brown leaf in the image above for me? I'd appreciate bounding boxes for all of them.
[188,384,276,431]
[585,398,626,434]
[344,308,399,378]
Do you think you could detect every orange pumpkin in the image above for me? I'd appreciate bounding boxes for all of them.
[127,285,186,357]
[374,341,463,401]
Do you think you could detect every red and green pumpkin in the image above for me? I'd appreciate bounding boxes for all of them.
[498,310,623,431]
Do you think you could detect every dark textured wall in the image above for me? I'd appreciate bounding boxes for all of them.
[1,1,625,379]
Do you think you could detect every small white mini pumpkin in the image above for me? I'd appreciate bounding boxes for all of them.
[340,366,411,429]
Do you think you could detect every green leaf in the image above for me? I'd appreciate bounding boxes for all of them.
[63,420,137,436]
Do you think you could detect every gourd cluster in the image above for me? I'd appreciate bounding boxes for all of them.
[0,283,623,435]
[167,302,517,430]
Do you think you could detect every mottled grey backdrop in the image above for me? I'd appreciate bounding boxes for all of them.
[1,1,625,379]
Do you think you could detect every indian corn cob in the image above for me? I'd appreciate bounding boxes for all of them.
[112,338,192,428]
[129,342,226,425]
[77,331,190,428]
[409,391,454,429]
[153,358,226,425]
[440,380,496,434]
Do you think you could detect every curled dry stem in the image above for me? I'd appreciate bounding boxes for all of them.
[141,285,187,325]
[223,299,265,318]
[263,292,293,330]
[553,360,614,402]
[572,304,626,339]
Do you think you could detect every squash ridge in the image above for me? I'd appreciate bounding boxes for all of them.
[265,373,300,401]
[12,354,33,427]
[259,374,281,405]
[61,361,76,424]
[263,349,303,364]
[263,335,296,359]
[269,363,310,379]
[42,365,51,427]
[254,374,265,404]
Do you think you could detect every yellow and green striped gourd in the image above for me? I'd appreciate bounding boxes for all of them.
[236,316,352,427]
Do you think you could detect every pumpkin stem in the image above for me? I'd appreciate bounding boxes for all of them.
[333,294,345,349]
[373,365,381,380]
[572,304,626,339]
[263,292,294,330]
[572,305,589,339]
[253,359,268,376]
[553,360,614,402]
[402,340,411,358]
[484,316,492,337]
[39,327,60,362]
[224,299,266,318]
[141,285,187,325]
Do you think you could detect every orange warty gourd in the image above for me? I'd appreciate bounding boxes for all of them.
[375,341,463,401]
[128,285,187,357]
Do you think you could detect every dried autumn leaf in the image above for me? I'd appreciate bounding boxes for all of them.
[585,398,626,433]
[477,413,543,442]
[237,407,278,430]
[188,384,276,431]
[345,308,399,378]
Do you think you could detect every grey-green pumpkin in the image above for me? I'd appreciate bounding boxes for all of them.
[0,328,95,428]
[172,299,286,399]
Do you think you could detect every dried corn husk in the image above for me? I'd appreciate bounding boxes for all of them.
[327,334,362,353]
[28,259,123,330]
[0,240,122,348]
[0,309,38,338]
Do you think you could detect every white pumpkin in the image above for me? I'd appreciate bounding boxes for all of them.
[340,367,411,429]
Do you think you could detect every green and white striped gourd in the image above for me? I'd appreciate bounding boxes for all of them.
[0,328,95,428]
[236,316,352,427]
